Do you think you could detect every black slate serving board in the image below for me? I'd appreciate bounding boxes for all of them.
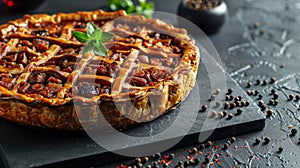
[0,39,265,167]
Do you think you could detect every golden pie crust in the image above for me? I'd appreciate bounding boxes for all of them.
[0,10,199,130]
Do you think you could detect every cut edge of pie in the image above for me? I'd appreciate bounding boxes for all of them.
[0,9,200,130]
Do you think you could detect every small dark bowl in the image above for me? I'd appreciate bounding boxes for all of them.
[177,0,228,34]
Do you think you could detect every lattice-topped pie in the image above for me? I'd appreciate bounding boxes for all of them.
[0,10,199,130]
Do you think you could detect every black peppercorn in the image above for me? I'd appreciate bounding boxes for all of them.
[199,143,205,150]
[245,101,250,106]
[269,99,275,105]
[296,95,300,101]
[273,93,279,99]
[207,141,213,147]
[270,77,277,83]
[247,82,253,88]
[228,88,233,94]
[142,157,149,163]
[289,94,294,101]
[258,100,264,106]
[277,147,283,153]
[256,79,261,85]
[210,94,216,101]
[235,101,241,107]
[184,160,190,166]
[266,109,273,117]
[236,108,243,115]
[222,111,227,116]
[230,137,236,143]
[224,102,229,109]
[264,137,271,144]
[168,153,175,160]
[223,143,230,150]
[229,103,235,109]
[136,163,143,168]
[274,99,279,106]
[291,128,297,136]
[218,112,224,119]
[271,89,276,95]
[193,158,200,165]
[145,165,151,168]
[177,161,183,166]
[152,153,161,159]
[191,148,197,154]
[263,80,268,86]
[135,158,142,164]
[227,113,234,119]
[254,138,260,145]
[204,156,210,163]
[162,163,168,168]
[247,90,254,95]
[261,104,267,111]
[257,94,263,100]
[200,105,208,112]
[215,89,221,94]
[254,90,259,96]
[225,95,230,101]
[152,161,158,166]
[234,97,240,102]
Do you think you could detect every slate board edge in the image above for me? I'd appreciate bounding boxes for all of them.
[33,117,265,168]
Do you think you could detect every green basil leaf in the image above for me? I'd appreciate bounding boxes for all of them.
[72,31,88,43]
[93,42,108,56]
[87,22,97,37]
[100,32,114,43]
[82,40,94,55]
[91,29,102,41]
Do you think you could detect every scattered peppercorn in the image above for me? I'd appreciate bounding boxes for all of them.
[145,165,151,168]
[199,143,205,150]
[258,100,264,106]
[290,128,297,136]
[274,100,279,106]
[177,161,183,166]
[218,112,224,119]
[254,22,260,28]
[296,95,300,101]
[264,137,271,144]
[266,109,273,117]
[210,94,216,101]
[235,101,241,107]
[277,147,283,154]
[263,80,268,85]
[256,79,261,85]
[234,97,240,102]
[162,163,168,168]
[184,160,190,166]
[273,92,279,99]
[193,158,200,165]
[236,108,243,115]
[289,94,294,101]
[257,94,263,100]
[223,143,230,150]
[211,111,217,118]
[227,88,233,94]
[200,104,208,112]
[135,158,142,164]
[222,111,227,116]
[247,82,252,88]
[254,90,259,96]
[168,153,175,160]
[227,113,234,119]
[191,148,198,154]
[142,157,149,163]
[136,163,143,168]
[271,89,276,95]
[245,101,250,106]
[230,137,236,143]
[254,138,260,145]
[225,95,231,101]
[215,89,221,94]
[224,102,229,109]
[207,141,213,147]
[270,77,276,83]
[152,161,158,166]
[247,90,254,95]
[280,64,285,68]
[229,103,235,109]
[152,153,161,159]
[269,99,275,105]
[261,104,267,111]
